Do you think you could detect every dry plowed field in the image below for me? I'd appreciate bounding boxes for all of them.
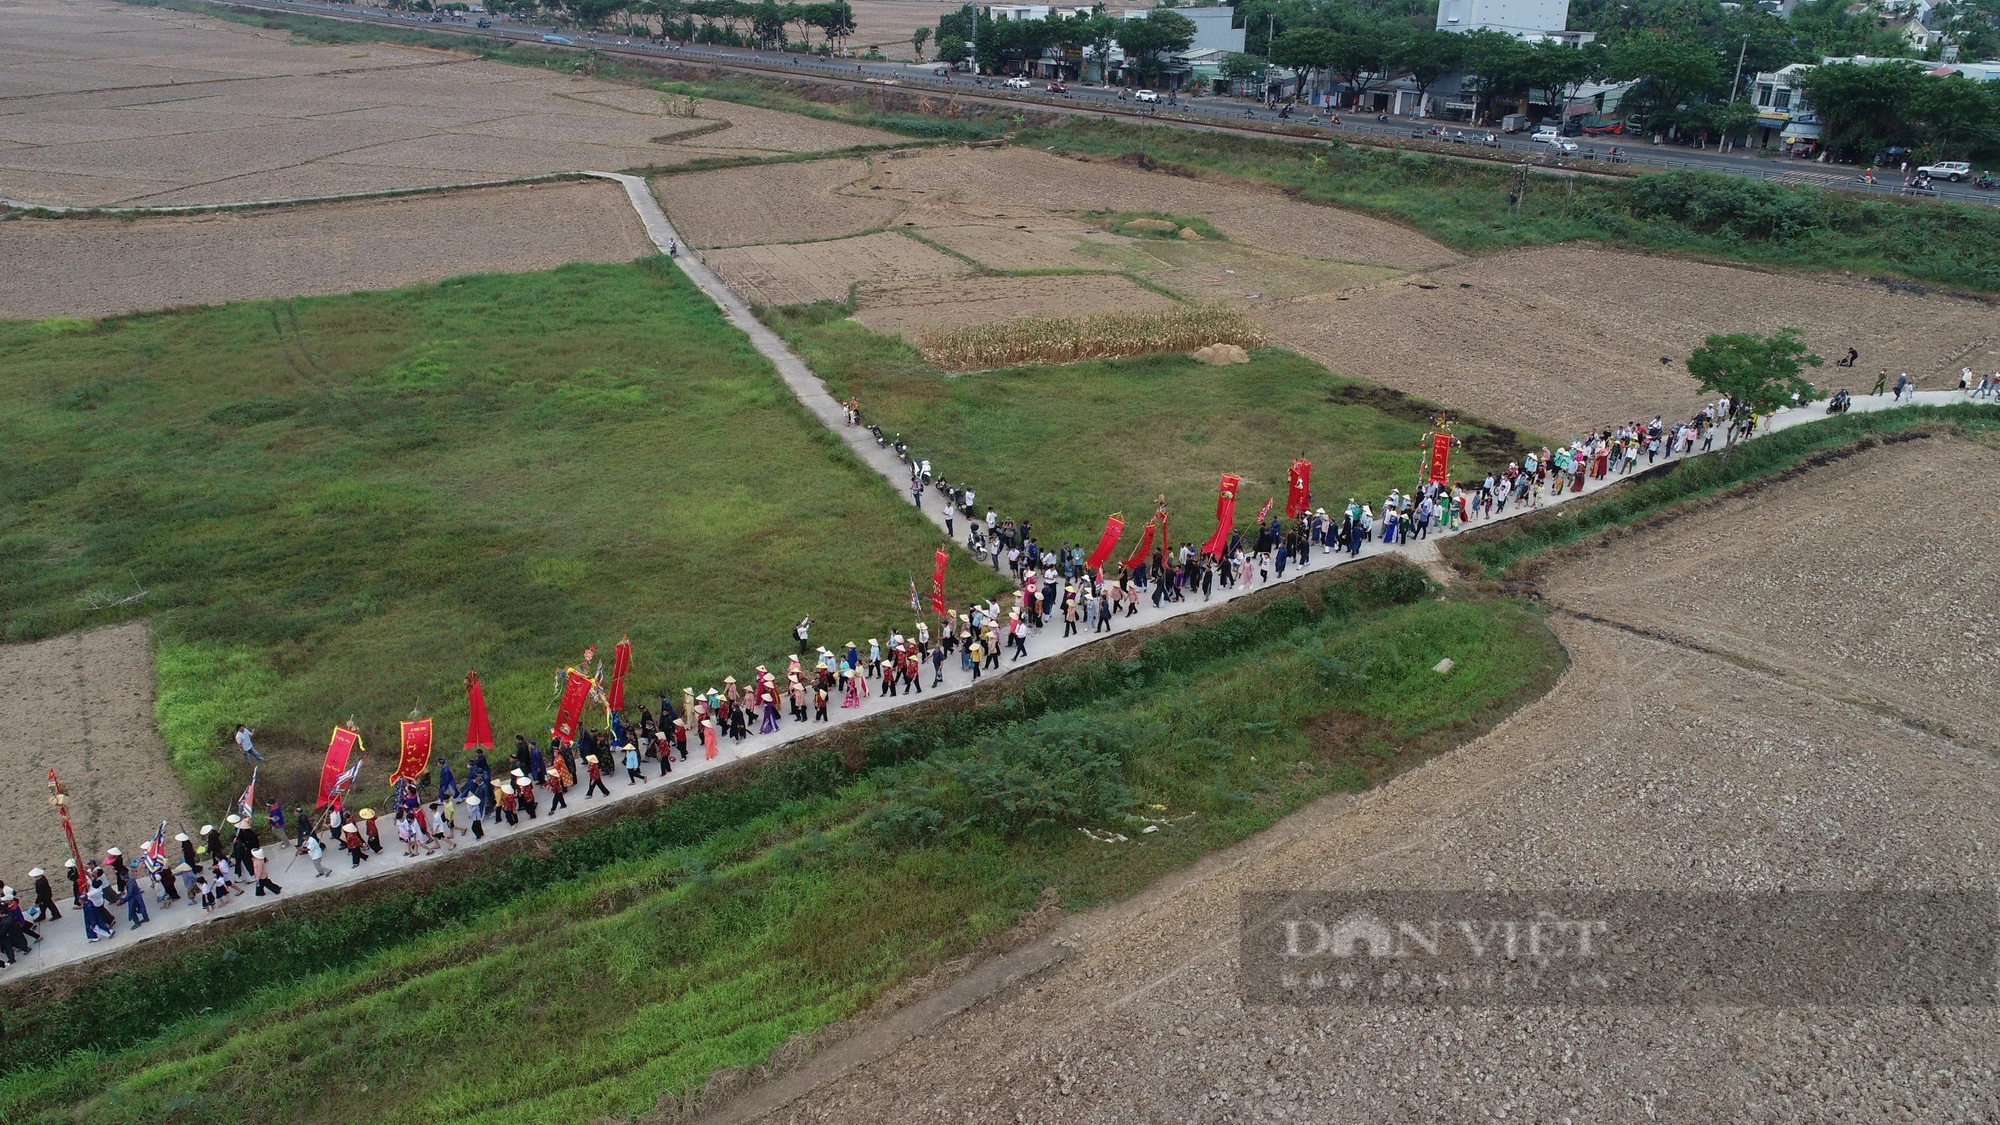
[1262,244,2000,440]
[741,437,2000,1124]
[0,624,195,883]
[652,158,901,249]
[0,0,899,207]
[705,232,969,308]
[0,179,654,319]
[852,273,1176,339]
[875,147,1460,271]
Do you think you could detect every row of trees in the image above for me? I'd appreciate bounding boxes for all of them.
[930,5,1197,85]
[1218,0,1997,158]
[500,0,856,50]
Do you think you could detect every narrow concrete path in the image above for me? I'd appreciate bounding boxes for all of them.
[586,172,952,540]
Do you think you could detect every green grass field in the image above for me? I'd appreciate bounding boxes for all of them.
[0,569,1565,1125]
[0,260,1003,806]
[768,310,1524,553]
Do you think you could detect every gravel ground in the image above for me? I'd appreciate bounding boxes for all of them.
[0,624,195,885]
[0,179,655,319]
[744,440,2000,1124]
[1263,244,2000,441]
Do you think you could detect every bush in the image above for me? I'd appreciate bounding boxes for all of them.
[869,713,1142,842]
[1626,171,1826,242]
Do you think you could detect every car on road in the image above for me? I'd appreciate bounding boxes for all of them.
[541,33,573,44]
[1133,89,1159,102]
[476,16,490,25]
[1530,125,1559,145]
[1046,81,1067,94]
[1003,76,1031,88]
[1918,160,1972,182]
[1547,137,1579,153]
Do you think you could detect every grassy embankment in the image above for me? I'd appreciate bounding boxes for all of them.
[0,564,1566,1125]
[1443,404,2000,577]
[765,307,1525,552]
[0,261,1004,807]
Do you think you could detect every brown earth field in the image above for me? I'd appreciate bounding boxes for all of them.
[658,149,1996,441]
[1261,244,2000,441]
[0,0,900,207]
[0,179,654,320]
[851,273,1177,338]
[0,623,195,885]
[725,436,2000,1124]
[704,231,969,308]
[651,157,902,249]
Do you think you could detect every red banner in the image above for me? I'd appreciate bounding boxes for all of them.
[931,547,949,616]
[463,671,494,750]
[553,668,592,743]
[1255,497,1273,526]
[608,637,632,713]
[1200,474,1241,559]
[1082,514,1125,572]
[1286,459,1312,519]
[1428,433,1453,485]
[1120,520,1157,571]
[316,727,360,809]
[393,718,433,784]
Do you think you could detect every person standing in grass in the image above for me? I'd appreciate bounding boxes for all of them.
[235,724,264,764]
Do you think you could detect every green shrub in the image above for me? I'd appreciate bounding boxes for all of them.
[869,712,1143,842]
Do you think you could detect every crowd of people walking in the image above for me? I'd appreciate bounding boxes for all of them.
[0,385,1931,969]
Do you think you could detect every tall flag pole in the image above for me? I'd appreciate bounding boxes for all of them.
[46,769,87,897]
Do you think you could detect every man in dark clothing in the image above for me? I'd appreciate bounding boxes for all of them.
[31,869,61,921]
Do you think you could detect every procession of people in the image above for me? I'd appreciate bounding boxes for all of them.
[0,386,1893,969]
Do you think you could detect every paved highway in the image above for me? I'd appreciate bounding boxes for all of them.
[239,0,1999,209]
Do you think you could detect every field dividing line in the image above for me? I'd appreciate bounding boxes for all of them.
[586,170,957,543]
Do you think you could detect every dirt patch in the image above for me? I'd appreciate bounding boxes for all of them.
[652,158,897,248]
[0,0,899,207]
[851,273,1174,339]
[726,443,2000,1124]
[0,623,194,885]
[1264,243,2000,441]
[916,220,1119,272]
[1537,433,2000,748]
[706,231,969,308]
[878,147,1459,270]
[0,179,654,320]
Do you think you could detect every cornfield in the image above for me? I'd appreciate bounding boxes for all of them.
[917,302,1265,371]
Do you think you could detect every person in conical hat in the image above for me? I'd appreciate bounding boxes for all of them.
[701,717,720,760]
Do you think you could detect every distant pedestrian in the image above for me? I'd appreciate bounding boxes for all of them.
[235,724,264,763]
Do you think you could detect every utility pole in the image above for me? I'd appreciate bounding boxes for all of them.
[1265,13,1275,104]
[1728,33,1749,102]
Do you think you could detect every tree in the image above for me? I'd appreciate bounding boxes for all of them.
[1686,328,1823,439]
[1390,29,1461,116]
[751,0,785,47]
[1114,9,1197,84]
[1910,72,1999,160]
[1520,39,1604,122]
[1458,28,1528,118]
[1221,51,1265,81]
[937,33,969,64]
[1326,26,1393,104]
[912,25,929,59]
[1799,59,1926,158]
[1270,27,1339,94]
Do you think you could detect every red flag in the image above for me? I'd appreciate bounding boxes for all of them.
[931,547,949,616]
[316,727,360,809]
[553,668,592,743]
[392,718,433,784]
[1286,459,1312,519]
[1200,474,1241,559]
[1255,497,1274,525]
[463,671,494,750]
[1120,519,1157,571]
[1428,433,1453,485]
[46,770,87,896]
[1082,514,1125,571]
[608,636,632,712]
